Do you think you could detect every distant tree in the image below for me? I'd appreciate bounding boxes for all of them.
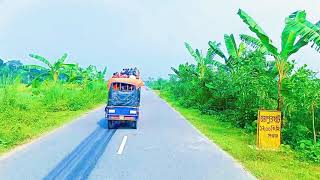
[0,60,24,85]
[25,53,75,82]
[6,60,23,70]
[0,59,3,67]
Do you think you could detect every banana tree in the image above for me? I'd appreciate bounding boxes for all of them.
[239,34,268,54]
[25,53,75,82]
[171,63,198,79]
[238,9,320,111]
[184,42,222,79]
[208,34,246,69]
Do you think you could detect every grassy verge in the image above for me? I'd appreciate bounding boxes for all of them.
[0,81,107,155]
[0,105,103,155]
[158,91,320,180]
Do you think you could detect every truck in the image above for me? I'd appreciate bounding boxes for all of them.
[105,75,144,129]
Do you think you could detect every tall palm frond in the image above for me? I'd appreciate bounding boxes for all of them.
[184,42,201,61]
[208,41,227,61]
[29,54,53,68]
[285,13,320,52]
[224,34,238,59]
[240,34,263,49]
[238,9,279,56]
[54,53,68,69]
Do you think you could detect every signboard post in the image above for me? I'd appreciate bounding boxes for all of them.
[257,110,281,150]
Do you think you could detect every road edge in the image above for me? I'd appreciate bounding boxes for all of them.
[0,104,105,161]
[152,90,256,179]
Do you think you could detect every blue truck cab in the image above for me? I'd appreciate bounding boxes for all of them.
[105,79,143,129]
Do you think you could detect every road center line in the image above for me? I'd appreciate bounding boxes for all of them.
[117,136,128,155]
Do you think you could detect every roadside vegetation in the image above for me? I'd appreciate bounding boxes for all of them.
[148,9,320,178]
[0,54,107,154]
[159,91,320,180]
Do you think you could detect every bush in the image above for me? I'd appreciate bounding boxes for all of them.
[296,140,320,163]
[282,125,311,147]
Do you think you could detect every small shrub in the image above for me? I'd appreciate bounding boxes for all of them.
[296,140,320,163]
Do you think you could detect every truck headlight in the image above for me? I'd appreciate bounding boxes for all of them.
[108,109,115,113]
[129,110,137,114]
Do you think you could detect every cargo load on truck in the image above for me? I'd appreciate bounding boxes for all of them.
[107,78,144,107]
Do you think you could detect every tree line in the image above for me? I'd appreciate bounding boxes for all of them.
[0,53,107,87]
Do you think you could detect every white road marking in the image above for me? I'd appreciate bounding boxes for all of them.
[117,136,128,155]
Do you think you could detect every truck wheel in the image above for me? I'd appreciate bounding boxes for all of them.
[108,120,113,129]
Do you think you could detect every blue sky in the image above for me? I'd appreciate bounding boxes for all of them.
[0,0,320,78]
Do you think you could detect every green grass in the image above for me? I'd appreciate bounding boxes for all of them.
[159,91,320,180]
[0,107,103,155]
[0,81,107,154]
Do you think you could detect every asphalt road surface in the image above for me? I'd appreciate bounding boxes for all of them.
[0,88,255,180]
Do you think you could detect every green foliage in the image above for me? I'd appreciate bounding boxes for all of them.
[26,53,75,82]
[238,9,320,111]
[239,34,268,54]
[145,77,169,90]
[0,81,106,152]
[0,60,24,86]
[149,9,320,163]
[237,9,278,55]
[0,54,107,86]
[0,54,108,153]
[297,140,320,163]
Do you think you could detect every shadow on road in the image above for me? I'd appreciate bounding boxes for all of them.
[108,120,137,129]
[44,118,116,180]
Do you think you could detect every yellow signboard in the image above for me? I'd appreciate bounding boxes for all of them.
[257,110,281,149]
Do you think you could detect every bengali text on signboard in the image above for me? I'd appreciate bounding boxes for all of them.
[257,110,281,149]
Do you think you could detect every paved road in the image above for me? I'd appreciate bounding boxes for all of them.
[0,88,255,180]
